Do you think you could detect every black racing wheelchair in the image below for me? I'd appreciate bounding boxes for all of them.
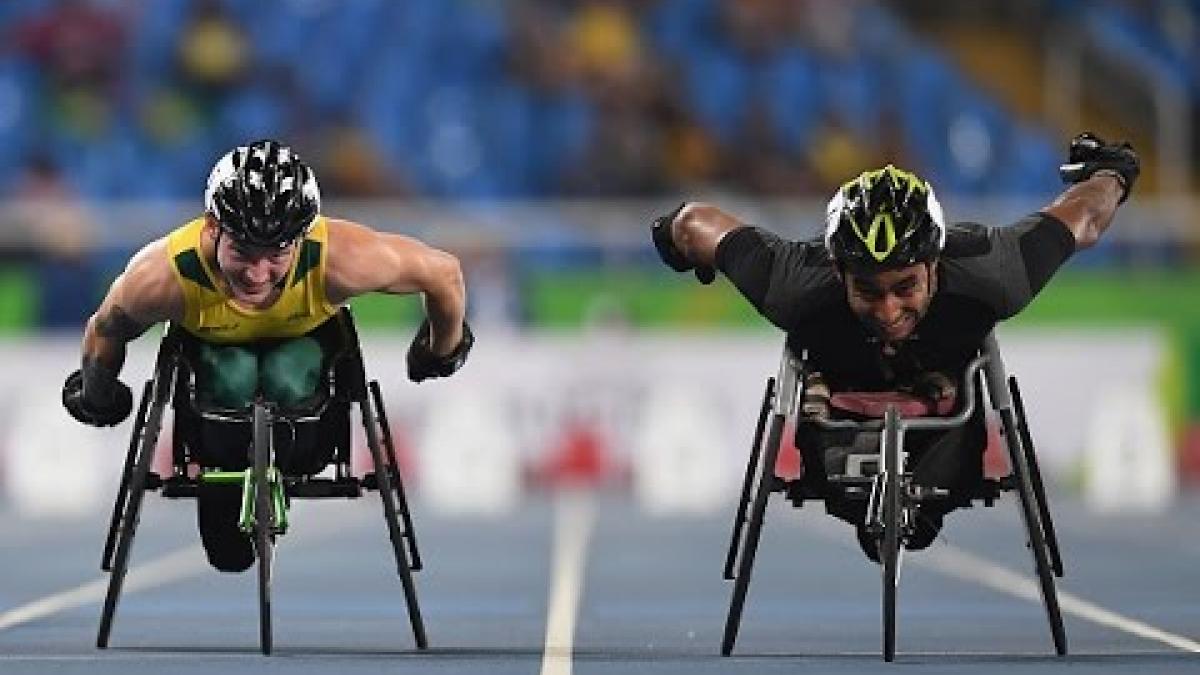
[96,308,426,655]
[721,331,1066,662]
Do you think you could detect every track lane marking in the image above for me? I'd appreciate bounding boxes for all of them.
[919,545,1200,653]
[540,491,596,675]
[0,503,362,633]
[799,515,1200,653]
[0,546,207,632]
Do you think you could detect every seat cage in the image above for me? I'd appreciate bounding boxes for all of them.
[161,309,367,482]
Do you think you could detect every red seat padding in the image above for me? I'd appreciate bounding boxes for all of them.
[828,391,956,419]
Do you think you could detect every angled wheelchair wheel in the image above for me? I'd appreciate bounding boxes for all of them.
[359,394,428,650]
[101,382,153,572]
[252,402,275,656]
[880,407,902,663]
[98,364,175,649]
[721,407,787,656]
[1009,377,1063,577]
[998,406,1067,656]
[724,377,775,581]
[370,381,423,571]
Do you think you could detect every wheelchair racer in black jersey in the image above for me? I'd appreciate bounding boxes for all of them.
[651,132,1138,561]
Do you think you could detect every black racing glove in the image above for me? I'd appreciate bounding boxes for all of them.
[62,369,133,427]
[650,202,716,284]
[1058,132,1140,203]
[407,319,474,382]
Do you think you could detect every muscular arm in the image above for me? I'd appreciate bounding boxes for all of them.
[667,203,748,267]
[325,218,466,356]
[81,240,181,400]
[1041,172,1124,251]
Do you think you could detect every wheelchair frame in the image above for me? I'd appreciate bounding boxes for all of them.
[721,331,1066,662]
[96,308,426,655]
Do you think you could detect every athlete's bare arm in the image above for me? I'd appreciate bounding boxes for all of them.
[1041,172,1124,251]
[324,218,466,356]
[667,203,748,268]
[81,239,183,398]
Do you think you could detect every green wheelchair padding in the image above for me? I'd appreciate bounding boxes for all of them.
[194,336,324,409]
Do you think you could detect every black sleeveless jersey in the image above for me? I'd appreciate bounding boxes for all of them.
[714,212,1076,392]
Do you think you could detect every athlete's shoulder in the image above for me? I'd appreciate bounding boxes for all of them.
[115,236,184,321]
[941,221,994,261]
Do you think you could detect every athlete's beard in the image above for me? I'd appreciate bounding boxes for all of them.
[864,265,938,343]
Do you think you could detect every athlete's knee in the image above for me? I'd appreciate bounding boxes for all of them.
[197,344,258,408]
[260,337,323,407]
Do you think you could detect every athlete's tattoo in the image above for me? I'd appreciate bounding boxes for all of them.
[95,305,149,341]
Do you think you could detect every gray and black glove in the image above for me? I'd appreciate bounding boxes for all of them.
[650,203,715,284]
[1058,132,1139,203]
[62,369,133,427]
[407,319,474,382]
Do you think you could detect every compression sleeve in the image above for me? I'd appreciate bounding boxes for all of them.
[944,213,1075,320]
[715,226,835,330]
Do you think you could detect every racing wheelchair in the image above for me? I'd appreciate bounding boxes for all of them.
[96,308,425,655]
[721,331,1066,662]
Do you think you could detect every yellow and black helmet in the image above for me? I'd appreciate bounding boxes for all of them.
[824,165,946,273]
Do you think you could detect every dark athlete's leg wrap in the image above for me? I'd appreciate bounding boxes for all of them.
[259,336,324,408]
[194,343,259,409]
[197,482,254,572]
[907,405,988,513]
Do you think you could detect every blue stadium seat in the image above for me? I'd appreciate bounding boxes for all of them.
[816,55,883,138]
[682,46,751,145]
[0,58,40,175]
[647,0,720,59]
[762,49,818,152]
[216,87,289,145]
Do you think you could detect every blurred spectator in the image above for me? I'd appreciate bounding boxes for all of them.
[562,1,676,194]
[720,0,798,61]
[176,0,250,105]
[8,0,126,144]
[9,153,98,327]
[10,153,93,258]
[10,0,125,93]
[307,122,411,198]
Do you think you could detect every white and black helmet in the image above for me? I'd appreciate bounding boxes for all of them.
[204,139,321,248]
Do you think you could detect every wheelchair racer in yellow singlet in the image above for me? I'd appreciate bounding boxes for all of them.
[62,139,473,570]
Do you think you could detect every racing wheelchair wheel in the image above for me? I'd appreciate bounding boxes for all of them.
[998,403,1067,655]
[252,401,275,656]
[360,386,428,649]
[98,361,175,649]
[880,406,902,663]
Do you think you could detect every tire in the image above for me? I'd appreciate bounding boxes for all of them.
[253,402,274,656]
[721,412,786,656]
[881,407,901,663]
[360,398,427,650]
[725,378,775,580]
[101,382,153,572]
[999,407,1067,656]
[1009,376,1064,577]
[98,366,174,649]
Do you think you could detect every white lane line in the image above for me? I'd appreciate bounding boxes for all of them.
[540,491,596,675]
[0,502,361,633]
[919,545,1200,653]
[0,546,207,632]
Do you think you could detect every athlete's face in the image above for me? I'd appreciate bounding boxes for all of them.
[842,262,937,343]
[211,222,296,304]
